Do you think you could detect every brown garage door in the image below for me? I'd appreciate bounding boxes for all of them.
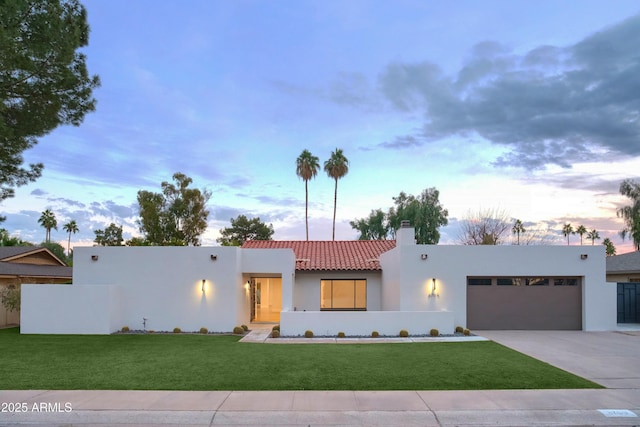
[467,277,582,330]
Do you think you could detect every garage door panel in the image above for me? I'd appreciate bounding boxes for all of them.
[467,281,582,330]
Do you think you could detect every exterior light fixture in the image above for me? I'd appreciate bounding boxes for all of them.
[91,255,99,261]
[210,254,217,261]
[429,277,439,298]
[421,254,428,260]
[580,254,588,260]
[201,279,206,293]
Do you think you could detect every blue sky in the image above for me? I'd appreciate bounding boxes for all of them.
[3,0,640,252]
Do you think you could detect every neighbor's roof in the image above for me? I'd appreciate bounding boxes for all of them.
[0,246,67,266]
[606,251,640,274]
[242,240,396,271]
[0,261,72,279]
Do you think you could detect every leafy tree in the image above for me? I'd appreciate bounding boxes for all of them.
[94,223,124,246]
[617,179,640,251]
[62,220,79,255]
[562,223,575,245]
[603,238,616,256]
[0,0,100,207]
[587,229,600,245]
[388,188,448,244]
[1,285,20,312]
[512,219,525,245]
[38,209,57,243]
[350,209,391,240]
[217,215,274,246]
[458,208,510,245]
[125,237,151,246]
[137,172,211,246]
[41,241,68,265]
[324,148,349,241]
[576,225,587,246]
[296,149,320,241]
[0,229,32,246]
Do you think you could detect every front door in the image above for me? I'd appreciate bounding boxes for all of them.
[618,283,640,323]
[250,277,281,323]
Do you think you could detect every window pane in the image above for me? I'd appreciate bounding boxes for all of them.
[526,277,549,286]
[555,278,578,286]
[497,278,521,286]
[355,280,366,308]
[332,280,355,309]
[468,278,492,286]
[320,280,332,309]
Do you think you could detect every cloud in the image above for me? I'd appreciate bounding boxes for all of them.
[372,14,640,169]
[30,189,47,197]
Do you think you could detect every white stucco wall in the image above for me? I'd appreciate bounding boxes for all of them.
[241,248,295,311]
[292,271,383,311]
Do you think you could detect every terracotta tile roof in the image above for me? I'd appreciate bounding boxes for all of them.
[242,240,396,271]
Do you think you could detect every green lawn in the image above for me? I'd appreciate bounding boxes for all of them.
[0,328,601,390]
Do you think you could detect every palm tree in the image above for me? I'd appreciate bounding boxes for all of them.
[587,229,600,245]
[562,223,574,245]
[38,209,57,243]
[324,148,349,241]
[512,219,525,245]
[63,220,79,255]
[296,149,320,241]
[603,237,616,256]
[576,225,587,245]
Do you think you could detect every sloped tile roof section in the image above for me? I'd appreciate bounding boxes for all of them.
[606,251,640,274]
[0,261,72,279]
[242,240,396,271]
[0,246,67,266]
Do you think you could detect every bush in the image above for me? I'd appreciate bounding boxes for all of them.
[272,325,280,332]
[271,330,280,338]
[463,328,471,336]
[148,330,155,334]
[304,330,314,338]
[455,326,464,333]
[173,327,181,333]
[430,328,439,337]
[199,327,208,334]
[233,326,245,334]
[399,329,409,337]
[371,331,379,337]
[241,324,249,331]
[121,326,130,333]
[337,331,346,338]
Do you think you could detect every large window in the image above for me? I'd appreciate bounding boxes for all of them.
[321,279,366,310]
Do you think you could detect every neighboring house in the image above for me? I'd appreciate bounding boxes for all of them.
[21,225,617,335]
[606,251,640,324]
[0,247,72,327]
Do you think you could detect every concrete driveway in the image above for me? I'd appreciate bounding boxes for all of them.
[478,330,640,389]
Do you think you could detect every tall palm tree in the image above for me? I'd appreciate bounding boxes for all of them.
[512,219,525,245]
[63,220,79,255]
[562,223,574,245]
[324,148,349,241]
[576,225,587,245]
[296,149,320,241]
[587,229,600,245]
[38,209,57,243]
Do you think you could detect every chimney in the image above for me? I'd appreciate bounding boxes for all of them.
[396,220,416,246]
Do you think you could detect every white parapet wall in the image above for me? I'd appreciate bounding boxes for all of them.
[280,310,455,336]
[21,284,122,334]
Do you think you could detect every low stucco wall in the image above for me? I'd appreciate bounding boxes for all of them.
[21,284,121,334]
[280,310,455,336]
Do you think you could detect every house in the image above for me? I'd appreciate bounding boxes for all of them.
[605,252,640,324]
[20,224,617,335]
[0,247,72,327]
[606,251,640,282]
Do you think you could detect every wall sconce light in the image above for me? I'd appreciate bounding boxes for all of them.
[421,253,428,260]
[580,254,588,260]
[210,254,217,261]
[429,277,439,298]
[91,255,99,261]
[201,279,206,293]
[245,281,250,290]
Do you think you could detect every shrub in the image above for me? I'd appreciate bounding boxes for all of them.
[304,329,314,338]
[455,326,464,333]
[199,327,208,334]
[148,330,155,334]
[463,328,471,336]
[399,329,409,337]
[272,325,280,332]
[121,326,130,333]
[271,330,280,338]
[233,326,244,334]
[241,324,249,331]
[173,327,181,333]
[337,331,346,338]
[371,331,379,338]
[430,328,439,337]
